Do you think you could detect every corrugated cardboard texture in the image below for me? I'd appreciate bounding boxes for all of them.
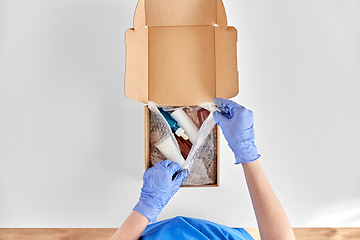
[145,0,217,27]
[134,0,228,29]
[125,0,238,106]
[215,27,238,99]
[148,26,215,106]
[125,29,148,103]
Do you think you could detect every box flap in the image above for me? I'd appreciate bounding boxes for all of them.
[134,0,228,30]
[215,27,239,100]
[125,28,149,103]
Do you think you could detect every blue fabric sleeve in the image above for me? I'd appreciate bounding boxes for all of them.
[140,216,254,240]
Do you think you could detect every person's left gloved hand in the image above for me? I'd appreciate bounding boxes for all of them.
[133,160,189,223]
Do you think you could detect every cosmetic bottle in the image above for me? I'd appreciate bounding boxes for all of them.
[159,108,188,140]
[175,135,192,159]
[171,109,199,143]
[198,108,210,126]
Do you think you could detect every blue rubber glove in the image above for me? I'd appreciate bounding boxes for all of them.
[133,160,189,223]
[213,98,260,164]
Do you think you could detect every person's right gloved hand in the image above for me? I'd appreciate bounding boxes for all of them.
[213,98,260,164]
[133,160,189,223]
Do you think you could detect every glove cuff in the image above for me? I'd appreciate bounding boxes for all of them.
[233,140,261,164]
[133,200,157,223]
[235,153,261,164]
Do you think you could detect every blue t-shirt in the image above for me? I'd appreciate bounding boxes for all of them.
[140,216,254,240]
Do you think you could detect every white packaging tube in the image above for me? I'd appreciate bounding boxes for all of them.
[171,109,199,144]
[155,136,186,167]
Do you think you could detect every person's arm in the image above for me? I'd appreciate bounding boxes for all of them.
[213,98,295,240]
[110,160,189,240]
[243,161,295,240]
[110,210,149,240]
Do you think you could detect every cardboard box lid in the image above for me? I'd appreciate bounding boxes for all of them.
[133,0,227,30]
[125,0,239,106]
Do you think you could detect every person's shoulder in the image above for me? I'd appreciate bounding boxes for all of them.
[142,216,254,240]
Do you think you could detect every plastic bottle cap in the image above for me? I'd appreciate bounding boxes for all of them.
[175,128,185,137]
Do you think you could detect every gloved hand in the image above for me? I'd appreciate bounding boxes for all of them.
[133,160,189,223]
[213,98,260,164]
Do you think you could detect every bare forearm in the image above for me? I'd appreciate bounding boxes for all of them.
[242,161,295,240]
[110,210,149,240]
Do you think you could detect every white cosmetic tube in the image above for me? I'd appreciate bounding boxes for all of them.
[171,109,199,144]
[155,136,186,167]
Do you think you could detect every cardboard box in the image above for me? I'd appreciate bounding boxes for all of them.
[125,0,239,187]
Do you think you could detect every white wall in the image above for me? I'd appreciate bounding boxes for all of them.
[0,0,359,228]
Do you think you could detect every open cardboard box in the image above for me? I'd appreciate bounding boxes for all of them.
[125,0,239,187]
